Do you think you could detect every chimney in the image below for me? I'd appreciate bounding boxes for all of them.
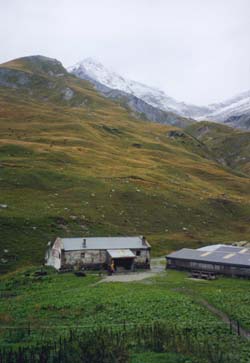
[82,238,86,248]
[142,236,147,246]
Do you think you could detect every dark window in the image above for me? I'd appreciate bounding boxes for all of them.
[81,252,85,258]
[136,250,141,256]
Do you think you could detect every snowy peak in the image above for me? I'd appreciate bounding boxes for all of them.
[69,57,154,95]
[68,58,198,116]
[204,90,250,121]
[193,89,250,130]
[68,57,128,92]
[68,58,250,129]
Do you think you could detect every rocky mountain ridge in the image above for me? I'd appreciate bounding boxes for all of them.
[69,58,250,130]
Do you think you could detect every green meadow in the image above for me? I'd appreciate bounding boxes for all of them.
[1,268,250,362]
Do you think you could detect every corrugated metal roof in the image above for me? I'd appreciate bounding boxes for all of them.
[61,236,150,251]
[167,247,250,267]
[196,244,250,255]
[216,245,249,253]
[197,244,225,252]
[107,249,135,258]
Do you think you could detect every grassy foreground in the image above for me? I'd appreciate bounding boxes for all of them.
[1,268,250,362]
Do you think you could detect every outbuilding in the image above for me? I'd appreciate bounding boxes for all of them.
[46,235,151,271]
[166,244,250,277]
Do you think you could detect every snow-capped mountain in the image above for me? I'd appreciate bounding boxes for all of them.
[69,58,250,129]
[68,58,207,117]
[199,90,250,121]
[198,90,250,130]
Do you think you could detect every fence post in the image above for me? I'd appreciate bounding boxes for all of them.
[237,321,240,336]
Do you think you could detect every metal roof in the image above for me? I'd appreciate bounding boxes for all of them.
[167,246,250,268]
[197,244,225,252]
[107,249,135,258]
[216,245,246,253]
[61,236,150,251]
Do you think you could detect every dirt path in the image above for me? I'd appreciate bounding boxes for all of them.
[199,298,250,340]
[99,257,165,283]
[177,287,250,341]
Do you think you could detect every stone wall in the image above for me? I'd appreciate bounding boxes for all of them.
[61,248,150,270]
[63,249,106,269]
[132,249,150,268]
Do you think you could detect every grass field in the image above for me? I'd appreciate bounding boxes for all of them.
[0,268,220,330]
[131,352,201,362]
[1,56,250,273]
[0,268,250,362]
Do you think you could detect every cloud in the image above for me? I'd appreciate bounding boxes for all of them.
[0,0,249,104]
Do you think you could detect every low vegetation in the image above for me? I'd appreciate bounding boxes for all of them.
[0,268,250,362]
[186,275,250,331]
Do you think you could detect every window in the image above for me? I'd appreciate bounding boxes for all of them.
[81,252,85,258]
[136,251,141,256]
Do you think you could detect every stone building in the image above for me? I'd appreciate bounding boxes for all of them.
[46,236,151,271]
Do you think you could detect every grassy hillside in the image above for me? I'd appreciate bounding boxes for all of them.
[1,56,250,272]
[186,121,250,176]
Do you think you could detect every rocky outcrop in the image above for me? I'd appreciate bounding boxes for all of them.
[0,68,31,88]
[61,87,75,101]
[225,114,250,130]
[105,88,194,128]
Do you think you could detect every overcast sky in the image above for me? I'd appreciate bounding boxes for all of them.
[1,0,250,105]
